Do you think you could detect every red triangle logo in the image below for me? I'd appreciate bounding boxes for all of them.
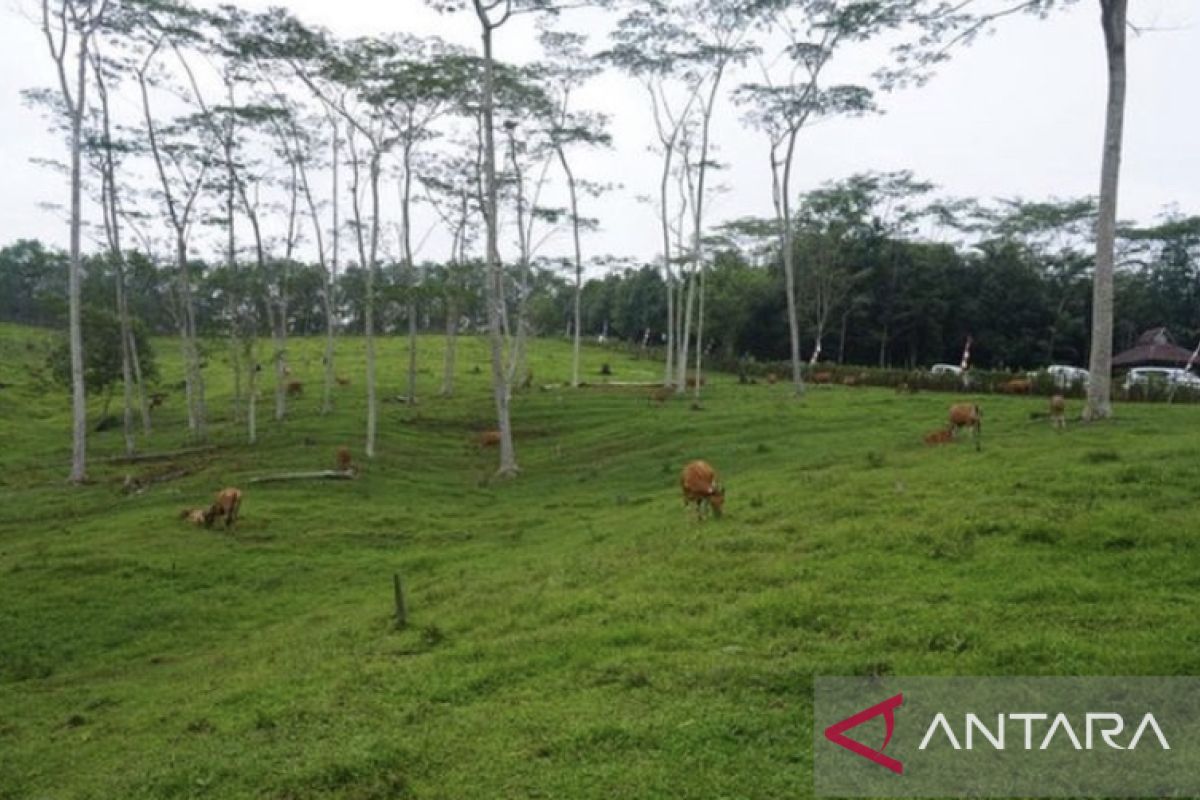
[823,693,904,775]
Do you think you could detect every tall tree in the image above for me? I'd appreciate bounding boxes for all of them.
[736,0,881,394]
[39,0,112,482]
[540,27,612,389]
[1083,0,1126,420]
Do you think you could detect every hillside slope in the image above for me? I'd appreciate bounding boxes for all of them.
[2,323,1199,799]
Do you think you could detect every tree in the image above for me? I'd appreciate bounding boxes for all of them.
[1083,0,1127,420]
[48,306,157,423]
[38,0,112,482]
[736,0,883,394]
[606,7,700,389]
[130,9,212,442]
[540,27,612,389]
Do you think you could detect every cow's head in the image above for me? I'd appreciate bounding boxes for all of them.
[708,484,725,518]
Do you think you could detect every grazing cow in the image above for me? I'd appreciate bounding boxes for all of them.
[680,460,725,519]
[1001,378,1033,395]
[923,429,954,446]
[180,508,207,526]
[478,430,502,448]
[336,446,354,472]
[286,381,304,397]
[335,375,351,387]
[1049,394,1067,429]
[812,371,833,385]
[947,403,983,451]
[649,386,673,405]
[204,487,243,530]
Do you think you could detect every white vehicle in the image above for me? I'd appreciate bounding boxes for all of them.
[1123,367,1200,391]
[1046,364,1090,388]
[931,363,963,377]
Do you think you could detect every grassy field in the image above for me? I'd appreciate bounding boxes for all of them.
[2,321,1200,799]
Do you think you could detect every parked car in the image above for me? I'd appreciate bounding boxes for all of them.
[930,363,963,377]
[1122,367,1200,391]
[1046,364,1090,388]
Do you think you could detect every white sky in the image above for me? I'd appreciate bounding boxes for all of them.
[0,0,1197,268]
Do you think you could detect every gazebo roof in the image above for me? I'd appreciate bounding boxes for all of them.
[1112,328,1196,367]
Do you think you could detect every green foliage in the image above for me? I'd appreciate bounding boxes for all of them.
[46,307,156,397]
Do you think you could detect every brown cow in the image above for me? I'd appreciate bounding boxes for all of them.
[811,371,834,385]
[336,446,354,472]
[685,375,706,389]
[923,428,954,446]
[285,381,304,397]
[204,487,243,530]
[1001,378,1033,394]
[1049,394,1067,429]
[948,403,983,451]
[680,460,725,519]
[478,430,502,448]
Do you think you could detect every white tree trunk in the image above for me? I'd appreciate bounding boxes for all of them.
[1085,0,1127,421]
[476,12,517,476]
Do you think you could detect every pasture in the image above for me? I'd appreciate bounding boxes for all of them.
[2,322,1199,799]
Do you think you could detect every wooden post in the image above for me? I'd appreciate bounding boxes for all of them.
[393,573,407,630]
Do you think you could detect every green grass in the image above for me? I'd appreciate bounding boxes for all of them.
[2,321,1200,799]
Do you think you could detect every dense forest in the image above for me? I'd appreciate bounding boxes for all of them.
[6,180,1198,371]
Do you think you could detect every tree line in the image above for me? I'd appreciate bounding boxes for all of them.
[27,0,1131,483]
[7,180,1196,372]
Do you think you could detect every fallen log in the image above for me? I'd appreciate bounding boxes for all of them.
[248,470,356,485]
[104,446,217,464]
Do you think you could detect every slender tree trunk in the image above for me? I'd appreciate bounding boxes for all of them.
[323,116,340,415]
[693,263,706,404]
[365,152,381,458]
[129,326,151,435]
[1084,0,1127,421]
[775,134,805,396]
[559,146,585,388]
[660,153,675,387]
[476,11,518,476]
[226,167,243,424]
[63,26,89,482]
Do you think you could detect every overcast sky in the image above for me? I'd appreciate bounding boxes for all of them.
[0,0,1196,267]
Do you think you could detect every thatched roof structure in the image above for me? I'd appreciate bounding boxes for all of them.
[1112,328,1196,368]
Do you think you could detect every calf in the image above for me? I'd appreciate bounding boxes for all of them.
[680,460,725,519]
[204,487,243,530]
[478,430,502,448]
[1049,394,1067,429]
[947,403,983,451]
[285,381,304,397]
[923,428,954,446]
[1001,377,1033,395]
[180,508,208,526]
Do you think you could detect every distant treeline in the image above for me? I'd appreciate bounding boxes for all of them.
[4,191,1198,372]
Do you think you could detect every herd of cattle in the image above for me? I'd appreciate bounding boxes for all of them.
[178,375,1073,530]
